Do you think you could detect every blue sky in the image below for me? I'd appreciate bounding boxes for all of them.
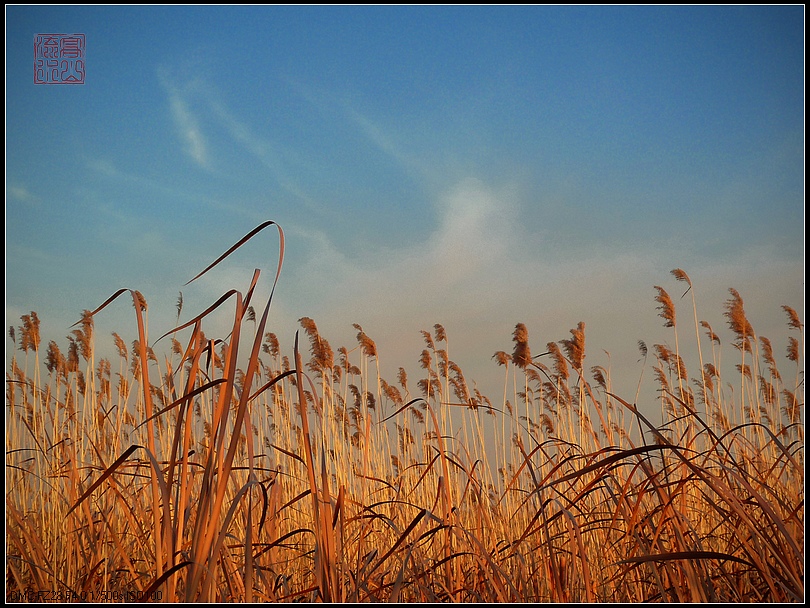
[6,6,804,421]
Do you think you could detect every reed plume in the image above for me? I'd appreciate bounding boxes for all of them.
[760,336,779,377]
[112,331,127,359]
[654,286,676,328]
[786,337,799,362]
[560,321,585,372]
[44,341,65,376]
[71,309,94,362]
[18,311,41,353]
[492,350,510,366]
[353,323,377,358]
[397,366,408,392]
[434,323,446,343]
[511,323,531,368]
[724,288,754,349]
[175,291,184,321]
[546,341,569,382]
[299,316,334,374]
[132,290,147,312]
[671,267,692,291]
[782,305,803,330]
[700,321,721,345]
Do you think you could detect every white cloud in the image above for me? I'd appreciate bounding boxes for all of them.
[287,178,518,307]
[274,179,535,392]
[347,109,422,177]
[8,185,40,205]
[209,100,276,169]
[158,68,210,169]
[169,92,209,167]
[267,175,803,425]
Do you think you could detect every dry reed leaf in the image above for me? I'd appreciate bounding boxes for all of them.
[66,444,142,515]
[617,550,755,568]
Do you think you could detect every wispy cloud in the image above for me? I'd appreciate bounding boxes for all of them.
[159,73,324,210]
[208,100,278,169]
[85,157,217,205]
[345,109,424,177]
[169,92,209,167]
[206,98,315,205]
[8,185,41,206]
[283,76,431,183]
[158,69,210,169]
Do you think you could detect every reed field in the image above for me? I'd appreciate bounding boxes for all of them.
[6,222,804,602]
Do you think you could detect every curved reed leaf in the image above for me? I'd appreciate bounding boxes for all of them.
[69,288,129,327]
[138,561,194,602]
[134,378,228,431]
[248,369,297,402]
[185,220,284,286]
[153,288,245,344]
[65,444,142,516]
[252,528,314,560]
[617,550,756,568]
[366,508,426,578]
[545,444,690,489]
[379,397,427,424]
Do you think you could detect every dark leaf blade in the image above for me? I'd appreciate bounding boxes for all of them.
[66,444,142,515]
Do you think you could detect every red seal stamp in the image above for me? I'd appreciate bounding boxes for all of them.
[34,34,85,84]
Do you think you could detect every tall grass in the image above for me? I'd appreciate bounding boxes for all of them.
[6,225,804,602]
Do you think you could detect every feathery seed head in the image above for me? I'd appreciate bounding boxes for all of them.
[786,336,799,362]
[591,365,607,389]
[654,286,676,328]
[18,312,42,353]
[512,323,531,368]
[561,322,585,371]
[133,290,148,312]
[353,324,377,358]
[724,288,754,346]
[112,332,128,360]
[397,367,408,391]
[419,349,432,370]
[671,268,692,288]
[782,305,802,330]
[547,341,568,381]
[492,351,510,366]
[434,323,446,343]
[700,321,721,345]
[653,343,672,364]
[262,332,279,358]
